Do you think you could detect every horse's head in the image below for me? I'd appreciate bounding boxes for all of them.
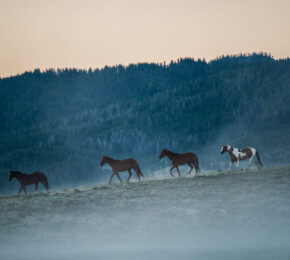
[8,170,17,181]
[220,145,228,154]
[159,149,168,159]
[100,156,107,167]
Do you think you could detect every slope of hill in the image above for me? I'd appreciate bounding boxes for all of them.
[1,166,290,259]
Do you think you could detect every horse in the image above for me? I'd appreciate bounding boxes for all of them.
[100,156,144,184]
[9,170,49,195]
[159,149,200,177]
[220,144,263,170]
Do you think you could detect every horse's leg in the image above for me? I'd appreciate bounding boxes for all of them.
[35,182,38,191]
[247,156,254,169]
[40,179,48,192]
[253,157,261,169]
[228,161,232,171]
[236,159,239,168]
[116,173,123,183]
[176,166,181,177]
[194,162,199,174]
[127,169,133,182]
[23,186,27,195]
[18,186,23,195]
[187,163,193,175]
[42,177,49,192]
[134,168,141,181]
[109,172,115,184]
[169,166,175,177]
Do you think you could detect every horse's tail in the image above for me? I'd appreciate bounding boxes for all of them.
[192,154,200,174]
[255,150,263,168]
[195,156,200,173]
[42,174,49,192]
[136,164,144,177]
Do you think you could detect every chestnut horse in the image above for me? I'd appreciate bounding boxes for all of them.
[159,149,200,177]
[9,170,49,195]
[100,156,144,184]
[220,144,263,170]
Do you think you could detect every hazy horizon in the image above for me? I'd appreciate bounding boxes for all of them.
[1,0,290,78]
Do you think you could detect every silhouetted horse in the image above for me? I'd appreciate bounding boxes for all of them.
[159,149,200,177]
[100,156,144,184]
[220,144,263,170]
[9,170,49,195]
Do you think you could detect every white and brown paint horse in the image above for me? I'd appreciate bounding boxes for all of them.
[220,144,263,170]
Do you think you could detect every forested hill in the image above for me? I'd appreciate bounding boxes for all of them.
[0,53,290,190]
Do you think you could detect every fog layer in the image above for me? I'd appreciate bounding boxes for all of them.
[1,166,290,259]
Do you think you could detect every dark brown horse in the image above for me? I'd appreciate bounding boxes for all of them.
[9,170,49,195]
[100,156,144,184]
[220,144,263,170]
[159,149,200,177]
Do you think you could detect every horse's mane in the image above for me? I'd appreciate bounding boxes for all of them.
[103,156,116,163]
[163,149,177,157]
[222,145,234,152]
[11,170,24,175]
[104,156,113,160]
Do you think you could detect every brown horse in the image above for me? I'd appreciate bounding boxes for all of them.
[220,144,263,170]
[100,156,144,184]
[9,170,49,195]
[159,149,200,177]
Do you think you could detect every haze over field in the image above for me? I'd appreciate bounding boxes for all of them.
[1,166,290,260]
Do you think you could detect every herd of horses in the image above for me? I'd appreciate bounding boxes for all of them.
[8,145,263,195]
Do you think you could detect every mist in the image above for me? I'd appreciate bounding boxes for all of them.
[1,166,290,260]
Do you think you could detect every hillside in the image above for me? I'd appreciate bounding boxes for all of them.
[0,53,290,191]
[1,166,290,259]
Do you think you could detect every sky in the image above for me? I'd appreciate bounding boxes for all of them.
[0,0,290,78]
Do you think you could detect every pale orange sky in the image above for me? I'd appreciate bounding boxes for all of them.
[0,0,290,78]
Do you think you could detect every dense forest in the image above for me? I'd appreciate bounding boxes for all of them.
[1,53,290,191]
